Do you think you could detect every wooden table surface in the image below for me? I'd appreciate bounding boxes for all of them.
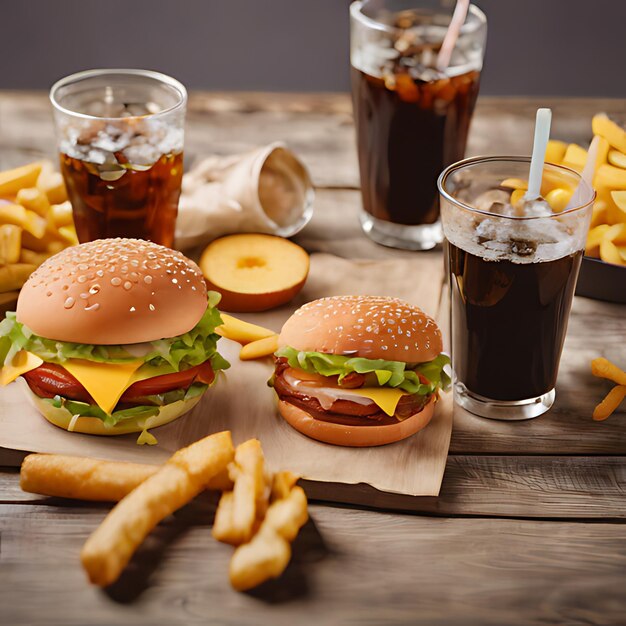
[1,92,625,626]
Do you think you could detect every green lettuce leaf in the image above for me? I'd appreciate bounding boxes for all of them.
[275,346,451,396]
[0,291,229,374]
[47,383,208,427]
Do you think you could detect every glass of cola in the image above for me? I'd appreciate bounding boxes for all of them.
[350,0,487,250]
[50,69,187,247]
[438,156,595,420]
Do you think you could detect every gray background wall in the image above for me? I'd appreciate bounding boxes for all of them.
[1,0,625,97]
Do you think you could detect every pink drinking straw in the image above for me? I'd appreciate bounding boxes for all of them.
[436,0,470,72]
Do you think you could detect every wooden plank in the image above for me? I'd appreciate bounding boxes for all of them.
[0,503,624,625]
[4,454,625,518]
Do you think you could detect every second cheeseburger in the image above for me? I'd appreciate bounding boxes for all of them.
[271,295,450,446]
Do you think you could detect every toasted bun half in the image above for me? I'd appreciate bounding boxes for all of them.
[277,396,435,447]
[24,385,203,435]
[278,295,442,363]
[17,238,208,345]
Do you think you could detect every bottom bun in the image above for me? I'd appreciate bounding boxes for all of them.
[24,385,204,436]
[277,396,436,447]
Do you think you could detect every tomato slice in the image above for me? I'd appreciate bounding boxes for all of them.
[121,360,214,400]
[23,360,215,404]
[23,363,92,402]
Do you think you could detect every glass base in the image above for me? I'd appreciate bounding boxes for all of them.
[359,210,442,251]
[454,382,555,420]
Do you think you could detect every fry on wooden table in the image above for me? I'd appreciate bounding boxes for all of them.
[271,470,300,501]
[229,476,308,591]
[213,438,268,545]
[80,431,234,587]
[593,385,626,421]
[591,357,626,385]
[20,453,234,501]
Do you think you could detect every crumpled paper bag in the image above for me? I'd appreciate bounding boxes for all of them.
[176,142,314,250]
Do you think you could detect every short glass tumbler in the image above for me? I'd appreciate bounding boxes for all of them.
[50,69,187,247]
[438,156,594,420]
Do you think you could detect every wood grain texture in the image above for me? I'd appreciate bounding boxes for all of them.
[2,92,625,188]
[4,454,625,518]
[1,502,624,626]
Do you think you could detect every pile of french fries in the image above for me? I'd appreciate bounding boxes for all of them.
[502,114,626,266]
[591,358,626,421]
[547,114,626,266]
[0,161,77,293]
[20,432,308,591]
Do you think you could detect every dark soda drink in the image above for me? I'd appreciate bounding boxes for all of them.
[60,150,182,247]
[447,240,583,401]
[351,67,480,226]
[50,69,187,247]
[439,156,594,418]
[350,2,487,249]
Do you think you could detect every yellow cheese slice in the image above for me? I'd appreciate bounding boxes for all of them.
[0,350,44,386]
[62,359,144,415]
[349,387,409,417]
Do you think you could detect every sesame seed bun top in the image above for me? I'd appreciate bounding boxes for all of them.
[278,295,442,363]
[16,238,208,345]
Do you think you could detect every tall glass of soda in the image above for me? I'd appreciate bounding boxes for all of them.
[350,1,487,250]
[50,69,187,247]
[438,156,595,420]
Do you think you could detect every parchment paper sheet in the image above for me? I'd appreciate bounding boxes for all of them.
[0,253,451,498]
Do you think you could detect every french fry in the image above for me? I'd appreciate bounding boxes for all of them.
[0,263,37,292]
[21,455,159,502]
[20,453,233,501]
[239,334,279,361]
[213,439,268,546]
[593,385,626,421]
[19,248,53,266]
[500,177,528,190]
[81,431,234,586]
[58,224,79,246]
[15,187,51,217]
[264,485,308,542]
[544,140,567,165]
[0,203,47,238]
[607,150,626,170]
[216,313,276,345]
[0,224,22,264]
[50,201,74,227]
[229,481,308,591]
[591,358,626,385]
[271,471,300,501]
[229,527,291,591]
[599,239,625,266]
[592,113,626,153]
[0,162,44,197]
[595,164,626,190]
[562,143,587,173]
[20,228,64,253]
[37,162,67,205]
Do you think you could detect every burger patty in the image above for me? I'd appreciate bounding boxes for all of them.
[273,359,430,427]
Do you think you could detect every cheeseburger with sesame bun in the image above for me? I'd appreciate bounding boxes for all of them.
[271,295,450,447]
[0,238,229,443]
